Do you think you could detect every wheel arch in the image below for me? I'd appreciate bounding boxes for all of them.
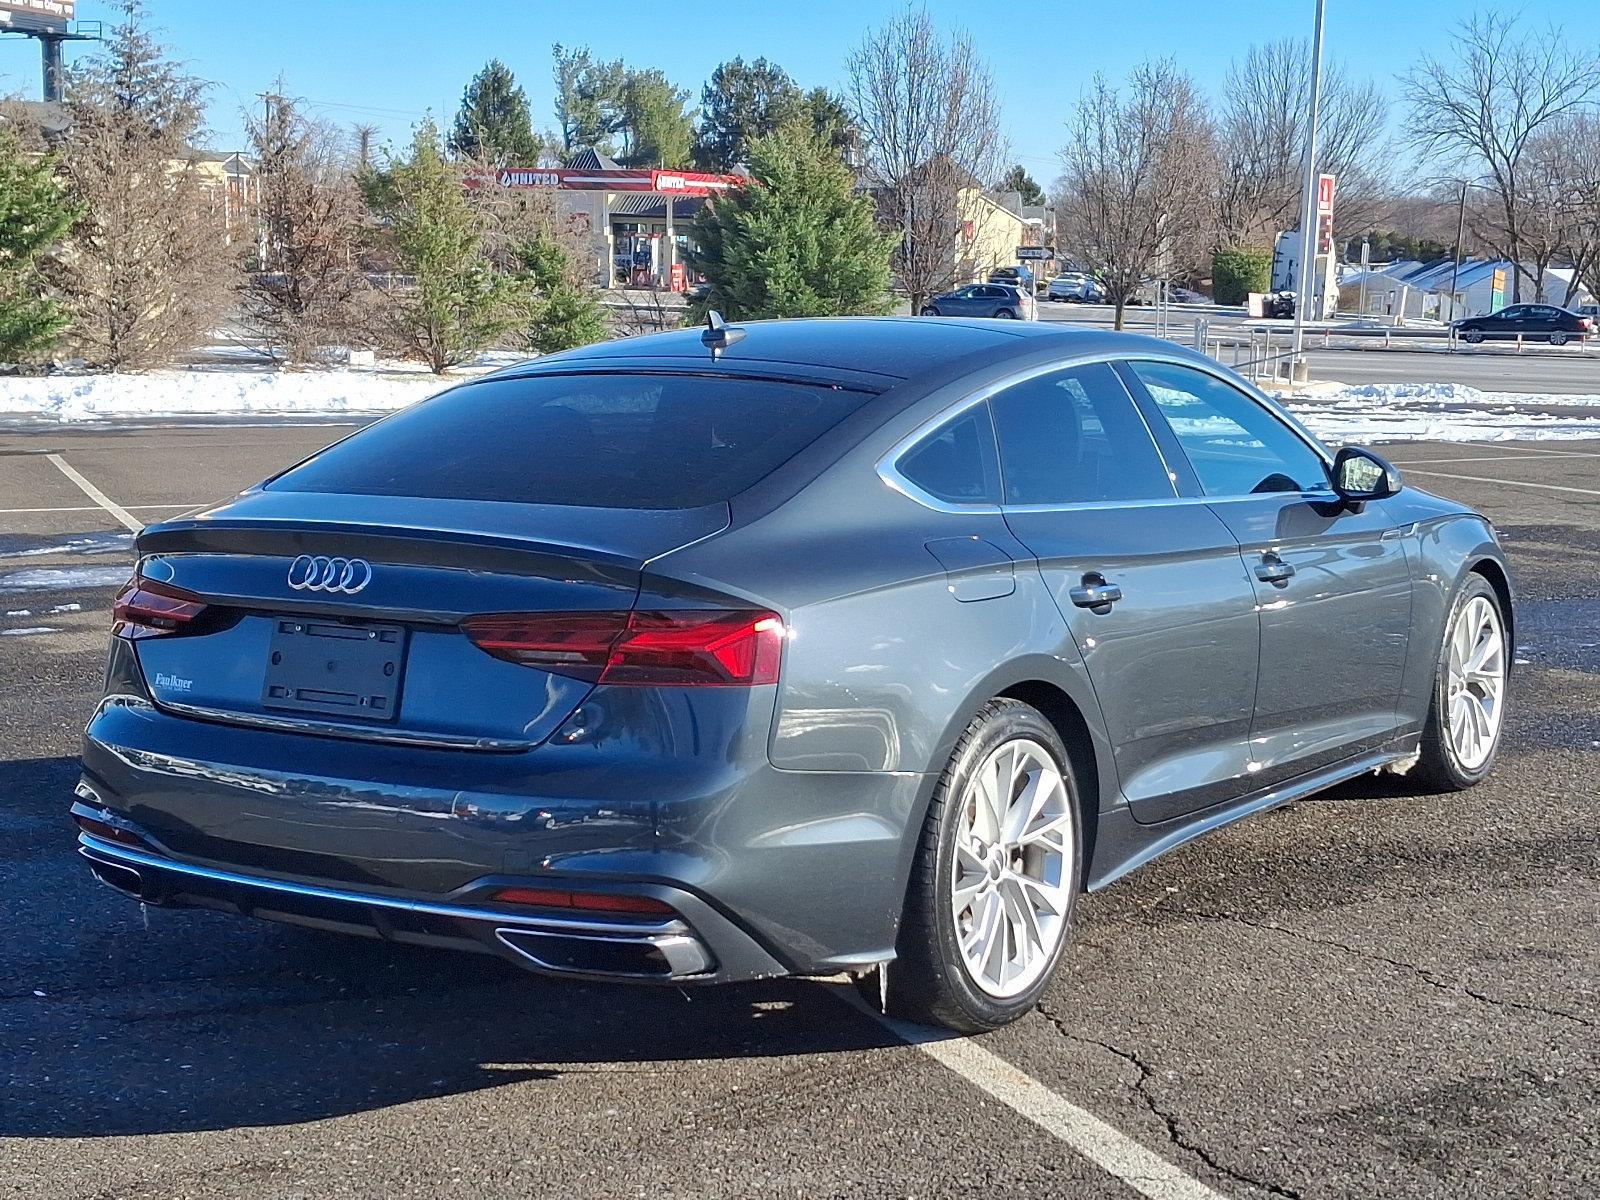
[995,679,1102,887]
[1468,555,1515,667]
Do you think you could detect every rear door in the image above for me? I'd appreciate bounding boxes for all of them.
[992,361,1262,823]
[1122,360,1412,790]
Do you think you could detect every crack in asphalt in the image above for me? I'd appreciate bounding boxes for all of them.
[1192,910,1597,1031]
[1034,1000,1304,1199]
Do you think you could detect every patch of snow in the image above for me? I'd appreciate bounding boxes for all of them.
[1286,383,1600,442]
[47,602,83,614]
[1,626,60,636]
[0,533,134,559]
[6,609,31,617]
[0,565,132,593]
[0,366,486,424]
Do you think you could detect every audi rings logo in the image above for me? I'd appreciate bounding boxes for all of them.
[287,555,373,594]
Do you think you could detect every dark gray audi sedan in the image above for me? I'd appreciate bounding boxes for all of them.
[73,318,1513,1032]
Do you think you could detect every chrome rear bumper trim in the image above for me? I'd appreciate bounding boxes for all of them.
[77,833,689,941]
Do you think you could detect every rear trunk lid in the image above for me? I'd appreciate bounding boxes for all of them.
[129,488,729,749]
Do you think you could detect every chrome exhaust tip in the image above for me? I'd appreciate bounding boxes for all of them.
[85,856,144,899]
[495,926,713,980]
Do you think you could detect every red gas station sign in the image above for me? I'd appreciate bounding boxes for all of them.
[494,167,741,197]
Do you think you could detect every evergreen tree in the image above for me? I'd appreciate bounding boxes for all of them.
[378,122,528,373]
[686,123,893,320]
[553,44,625,154]
[55,0,239,369]
[450,59,539,165]
[692,57,803,172]
[0,125,78,364]
[617,69,693,167]
[515,232,607,353]
[799,87,857,160]
[999,165,1045,206]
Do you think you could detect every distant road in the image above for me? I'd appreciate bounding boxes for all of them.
[1034,302,1600,394]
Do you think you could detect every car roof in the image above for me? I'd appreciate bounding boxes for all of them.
[485,316,1182,390]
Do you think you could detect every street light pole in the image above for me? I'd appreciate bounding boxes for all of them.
[1290,0,1327,381]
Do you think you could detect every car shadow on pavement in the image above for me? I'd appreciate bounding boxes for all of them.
[2,756,905,1140]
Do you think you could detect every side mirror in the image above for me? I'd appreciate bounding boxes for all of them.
[1331,446,1403,503]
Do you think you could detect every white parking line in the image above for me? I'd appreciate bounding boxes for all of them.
[1405,468,1600,498]
[42,455,144,532]
[841,989,1229,1199]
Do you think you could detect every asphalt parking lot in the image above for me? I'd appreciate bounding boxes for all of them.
[2,422,1597,1199]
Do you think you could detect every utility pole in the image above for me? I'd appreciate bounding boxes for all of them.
[1290,0,1327,382]
[1447,181,1469,327]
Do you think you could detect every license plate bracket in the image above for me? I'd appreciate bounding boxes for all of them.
[262,618,408,722]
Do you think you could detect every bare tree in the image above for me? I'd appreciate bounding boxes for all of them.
[241,93,370,363]
[52,1,240,369]
[1214,38,1390,251]
[1551,114,1600,306]
[1402,12,1600,301]
[846,6,1006,311]
[1056,61,1214,329]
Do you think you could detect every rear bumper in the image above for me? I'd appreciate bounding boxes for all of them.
[75,819,788,984]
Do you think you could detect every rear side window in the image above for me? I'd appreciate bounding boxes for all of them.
[895,406,1001,505]
[269,373,874,510]
[988,363,1175,505]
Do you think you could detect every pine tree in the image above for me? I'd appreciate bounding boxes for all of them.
[999,165,1045,206]
[515,233,606,353]
[0,125,78,364]
[54,0,239,369]
[553,44,625,154]
[617,69,693,168]
[376,121,528,373]
[450,59,539,165]
[686,124,893,320]
[692,58,803,172]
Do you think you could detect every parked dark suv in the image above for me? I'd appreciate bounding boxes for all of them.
[1453,304,1593,344]
[74,317,1513,1032]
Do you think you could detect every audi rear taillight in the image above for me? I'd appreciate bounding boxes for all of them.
[112,575,207,640]
[462,609,785,687]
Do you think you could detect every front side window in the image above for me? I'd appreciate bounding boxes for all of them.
[1128,361,1329,497]
[895,406,1000,505]
[989,363,1175,505]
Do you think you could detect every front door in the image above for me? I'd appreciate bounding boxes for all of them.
[1122,360,1412,792]
[990,361,1262,823]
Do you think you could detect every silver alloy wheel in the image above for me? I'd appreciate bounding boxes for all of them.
[1446,594,1507,770]
[951,738,1072,998]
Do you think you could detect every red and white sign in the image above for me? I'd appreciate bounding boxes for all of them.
[493,167,742,197]
[1317,173,1336,213]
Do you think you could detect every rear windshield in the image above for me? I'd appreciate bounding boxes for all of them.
[268,372,875,509]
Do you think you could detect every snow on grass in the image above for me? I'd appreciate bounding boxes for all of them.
[0,566,133,593]
[0,369,450,423]
[1,626,60,636]
[1284,382,1600,443]
[0,353,531,424]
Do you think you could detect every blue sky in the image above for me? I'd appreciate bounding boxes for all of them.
[0,0,1545,174]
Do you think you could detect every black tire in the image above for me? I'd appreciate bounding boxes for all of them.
[995,308,1016,319]
[920,306,939,316]
[1462,330,1484,344]
[863,698,1084,1032]
[1413,574,1509,791]
[1550,331,1569,346]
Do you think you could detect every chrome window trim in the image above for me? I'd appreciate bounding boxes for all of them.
[876,348,1335,516]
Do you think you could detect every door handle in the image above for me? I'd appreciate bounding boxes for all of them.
[1069,574,1123,613]
[1254,553,1296,587]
